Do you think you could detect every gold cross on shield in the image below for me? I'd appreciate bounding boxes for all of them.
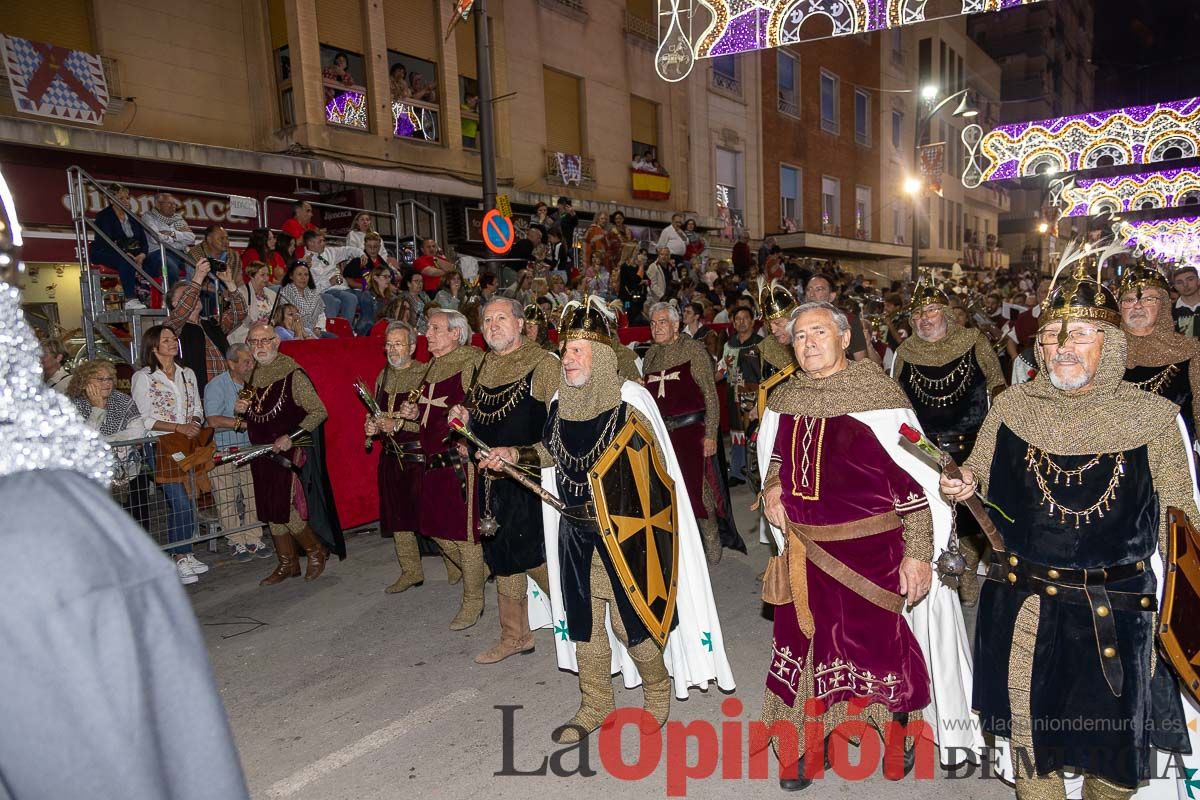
[610,442,674,606]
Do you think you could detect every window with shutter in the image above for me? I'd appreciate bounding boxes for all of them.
[630,96,658,157]
[384,0,440,63]
[317,0,365,53]
[455,22,477,81]
[544,67,583,155]
[7,2,94,51]
[715,147,740,210]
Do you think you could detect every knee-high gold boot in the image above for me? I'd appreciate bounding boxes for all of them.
[629,638,671,733]
[385,531,424,593]
[553,604,616,744]
[449,542,485,630]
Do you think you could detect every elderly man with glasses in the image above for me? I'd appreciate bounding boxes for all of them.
[234,322,345,585]
[891,273,1005,605]
[1118,262,1200,448]
[942,261,1200,799]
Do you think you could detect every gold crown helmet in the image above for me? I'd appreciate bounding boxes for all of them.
[523,303,548,327]
[908,270,950,313]
[758,282,798,321]
[1116,261,1171,300]
[558,296,613,343]
[1039,259,1121,332]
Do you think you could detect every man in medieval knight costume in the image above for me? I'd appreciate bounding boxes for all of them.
[365,320,443,594]
[942,264,1198,799]
[892,277,1006,605]
[237,321,345,585]
[747,282,800,489]
[449,297,559,664]
[644,301,734,566]
[479,297,735,744]
[400,308,486,629]
[1118,262,1200,449]
[758,301,977,790]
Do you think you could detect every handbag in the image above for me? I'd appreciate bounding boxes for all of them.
[154,427,217,497]
[761,553,792,605]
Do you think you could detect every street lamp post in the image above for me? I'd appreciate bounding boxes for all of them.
[909,87,977,282]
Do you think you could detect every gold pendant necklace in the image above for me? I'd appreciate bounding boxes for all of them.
[1025,444,1126,528]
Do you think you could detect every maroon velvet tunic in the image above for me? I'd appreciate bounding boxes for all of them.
[377,384,422,534]
[415,371,475,541]
[246,371,308,524]
[644,363,708,519]
[766,413,931,713]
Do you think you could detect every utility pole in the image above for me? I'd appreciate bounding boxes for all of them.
[474,0,498,210]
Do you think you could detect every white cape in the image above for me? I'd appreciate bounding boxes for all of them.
[527,382,737,699]
[985,416,1200,799]
[757,406,984,763]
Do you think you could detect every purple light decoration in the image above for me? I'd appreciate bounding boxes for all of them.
[990,97,1200,141]
[708,7,768,56]
[692,0,1048,60]
[325,89,367,130]
[1061,167,1200,217]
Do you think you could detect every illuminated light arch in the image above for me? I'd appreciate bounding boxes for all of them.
[1116,215,1200,263]
[1146,131,1200,162]
[1080,138,1133,169]
[1055,168,1200,217]
[773,0,868,47]
[961,96,1200,188]
[673,0,1045,81]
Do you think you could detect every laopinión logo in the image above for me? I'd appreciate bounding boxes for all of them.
[495,696,937,796]
[495,701,1197,796]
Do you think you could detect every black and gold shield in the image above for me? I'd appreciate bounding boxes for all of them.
[1160,506,1200,703]
[588,415,679,648]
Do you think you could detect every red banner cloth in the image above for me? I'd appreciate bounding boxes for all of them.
[281,321,737,530]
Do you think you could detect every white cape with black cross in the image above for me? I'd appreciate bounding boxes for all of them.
[527,381,737,700]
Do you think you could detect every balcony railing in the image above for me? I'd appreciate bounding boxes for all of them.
[821,221,841,236]
[538,0,588,20]
[623,11,656,45]
[544,151,596,188]
[712,70,741,97]
[392,98,441,143]
[778,94,798,116]
[324,81,369,131]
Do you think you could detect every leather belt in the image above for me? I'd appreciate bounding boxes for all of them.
[932,432,976,457]
[426,449,464,470]
[786,511,905,638]
[664,411,705,431]
[985,554,1156,697]
[561,501,600,528]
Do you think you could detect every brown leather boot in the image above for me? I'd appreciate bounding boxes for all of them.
[293,526,328,581]
[474,593,535,664]
[260,534,300,586]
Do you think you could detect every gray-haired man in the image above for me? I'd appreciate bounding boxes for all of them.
[203,343,271,561]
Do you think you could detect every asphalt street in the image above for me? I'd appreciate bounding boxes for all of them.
[190,485,1009,800]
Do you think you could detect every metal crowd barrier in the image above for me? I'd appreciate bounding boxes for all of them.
[106,435,269,554]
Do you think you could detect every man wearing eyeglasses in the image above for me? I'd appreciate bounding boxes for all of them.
[235,322,345,585]
[1119,263,1200,447]
[941,264,1200,799]
[892,274,1005,606]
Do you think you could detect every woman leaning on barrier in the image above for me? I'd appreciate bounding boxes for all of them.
[68,359,154,530]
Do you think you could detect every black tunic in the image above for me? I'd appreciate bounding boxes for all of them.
[471,373,548,575]
[973,423,1187,787]
[897,349,990,458]
[1124,361,1195,443]
[545,401,654,647]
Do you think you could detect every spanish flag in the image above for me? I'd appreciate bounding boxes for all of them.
[631,169,671,201]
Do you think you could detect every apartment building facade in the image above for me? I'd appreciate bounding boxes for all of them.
[1,0,763,276]
[758,33,909,282]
